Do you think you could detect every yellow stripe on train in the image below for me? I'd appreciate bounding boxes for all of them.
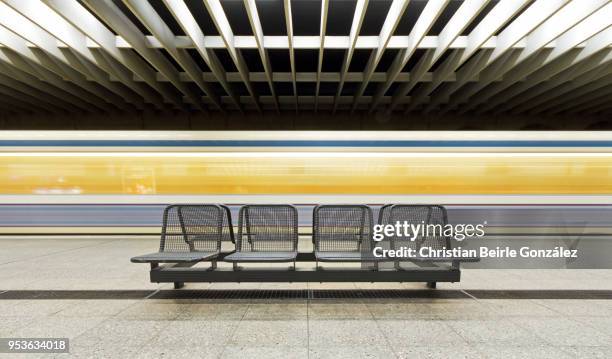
[1,153,611,195]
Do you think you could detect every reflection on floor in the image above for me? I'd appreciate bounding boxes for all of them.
[1,238,611,358]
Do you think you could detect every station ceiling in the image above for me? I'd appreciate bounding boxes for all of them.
[0,0,609,116]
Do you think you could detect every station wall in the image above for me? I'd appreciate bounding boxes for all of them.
[0,111,610,130]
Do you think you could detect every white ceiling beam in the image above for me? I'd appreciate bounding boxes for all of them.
[444,49,521,114]
[83,0,202,111]
[0,50,95,112]
[202,0,261,112]
[0,25,116,112]
[90,47,163,108]
[490,0,571,61]
[4,34,611,51]
[510,50,612,114]
[0,83,59,114]
[144,71,459,83]
[467,1,610,114]
[424,48,492,112]
[0,70,77,112]
[0,61,88,112]
[314,0,329,113]
[515,0,608,64]
[546,80,612,115]
[433,0,488,61]
[42,0,177,109]
[451,0,606,114]
[161,0,241,112]
[204,95,421,106]
[243,0,279,112]
[0,47,108,112]
[0,1,140,111]
[5,0,158,110]
[0,0,606,115]
[369,0,449,113]
[349,0,411,113]
[400,0,499,113]
[123,0,224,112]
[423,0,532,112]
[283,0,297,112]
[530,68,612,114]
[441,0,571,113]
[458,49,552,114]
[478,24,612,114]
[404,49,464,113]
[386,50,434,113]
[332,0,368,114]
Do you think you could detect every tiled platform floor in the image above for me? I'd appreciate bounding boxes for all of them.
[0,238,611,358]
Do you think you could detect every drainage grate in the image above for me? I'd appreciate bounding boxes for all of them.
[149,289,471,300]
[152,289,310,300]
[1,289,611,300]
[0,290,153,300]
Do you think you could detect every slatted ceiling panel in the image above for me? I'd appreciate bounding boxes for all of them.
[0,0,608,116]
[393,1,427,35]
[326,0,357,36]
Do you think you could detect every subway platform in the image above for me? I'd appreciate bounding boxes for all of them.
[0,237,611,358]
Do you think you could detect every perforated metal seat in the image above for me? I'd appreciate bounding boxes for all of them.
[224,205,299,268]
[315,251,376,262]
[385,205,449,251]
[313,205,379,267]
[131,251,217,263]
[383,205,458,268]
[224,251,298,262]
[131,204,224,265]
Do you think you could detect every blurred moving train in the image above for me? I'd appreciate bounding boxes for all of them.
[1,131,612,239]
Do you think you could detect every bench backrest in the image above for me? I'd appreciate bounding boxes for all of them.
[220,205,236,244]
[378,204,393,227]
[313,205,373,252]
[386,205,451,251]
[236,205,298,252]
[159,205,224,253]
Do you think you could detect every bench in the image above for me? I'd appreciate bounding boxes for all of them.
[224,204,299,270]
[313,204,382,269]
[131,204,230,288]
[133,203,478,288]
[380,204,480,288]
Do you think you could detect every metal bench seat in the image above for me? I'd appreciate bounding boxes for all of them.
[230,205,299,269]
[313,205,376,269]
[380,204,481,287]
[130,204,224,268]
[408,256,481,263]
[315,251,384,262]
[384,205,451,258]
[224,251,298,262]
[131,251,218,263]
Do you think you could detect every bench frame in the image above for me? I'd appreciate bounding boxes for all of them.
[136,203,478,290]
[148,252,461,289]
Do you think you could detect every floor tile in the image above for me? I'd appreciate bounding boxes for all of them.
[228,320,308,347]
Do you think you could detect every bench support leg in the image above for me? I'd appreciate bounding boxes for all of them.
[208,261,217,271]
[233,262,239,271]
[174,282,185,289]
[426,281,437,289]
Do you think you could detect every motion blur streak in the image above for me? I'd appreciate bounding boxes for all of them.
[1,153,611,195]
